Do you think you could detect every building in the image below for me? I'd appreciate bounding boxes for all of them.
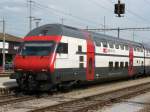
[0,33,22,67]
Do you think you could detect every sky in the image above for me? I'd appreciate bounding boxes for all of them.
[0,0,150,43]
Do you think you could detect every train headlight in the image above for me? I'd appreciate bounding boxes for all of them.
[16,69,23,71]
[42,69,48,72]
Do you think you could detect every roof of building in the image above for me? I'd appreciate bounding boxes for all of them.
[0,33,22,42]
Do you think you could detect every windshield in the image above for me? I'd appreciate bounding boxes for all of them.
[21,41,55,56]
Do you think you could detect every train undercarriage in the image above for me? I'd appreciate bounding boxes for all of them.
[10,72,77,92]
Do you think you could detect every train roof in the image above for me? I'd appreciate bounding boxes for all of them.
[27,24,149,48]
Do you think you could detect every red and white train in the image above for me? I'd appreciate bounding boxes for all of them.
[10,24,150,91]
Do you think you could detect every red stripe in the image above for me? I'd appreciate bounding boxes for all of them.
[24,36,61,43]
[128,46,135,76]
[82,31,95,81]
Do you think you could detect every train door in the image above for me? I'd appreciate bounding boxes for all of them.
[82,31,95,81]
[87,50,95,80]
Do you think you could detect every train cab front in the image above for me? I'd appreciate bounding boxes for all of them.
[10,26,62,91]
[11,38,61,91]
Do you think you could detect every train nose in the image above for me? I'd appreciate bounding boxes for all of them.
[15,56,50,72]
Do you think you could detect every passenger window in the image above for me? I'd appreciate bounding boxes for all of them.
[125,45,129,50]
[115,62,119,69]
[79,63,84,68]
[109,62,113,69]
[78,45,82,52]
[120,62,124,68]
[125,62,128,68]
[115,44,119,49]
[102,41,107,48]
[57,43,68,54]
[95,41,101,47]
[80,56,84,62]
[134,47,136,51]
[109,42,114,48]
[141,48,143,52]
[142,61,144,66]
[137,48,140,52]
[120,45,124,50]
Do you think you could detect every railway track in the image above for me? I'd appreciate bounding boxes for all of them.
[0,95,36,107]
[0,94,15,100]
[28,81,150,112]
[0,87,16,95]
[0,71,13,77]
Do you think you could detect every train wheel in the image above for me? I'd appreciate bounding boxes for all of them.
[28,75,39,92]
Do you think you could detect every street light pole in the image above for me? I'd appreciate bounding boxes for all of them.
[117,27,120,39]
[28,0,34,31]
[1,18,5,72]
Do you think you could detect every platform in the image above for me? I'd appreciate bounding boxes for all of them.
[0,77,17,88]
[0,77,17,94]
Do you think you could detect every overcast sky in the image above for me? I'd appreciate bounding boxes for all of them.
[0,0,150,43]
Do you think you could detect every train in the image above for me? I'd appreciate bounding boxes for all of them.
[10,24,150,91]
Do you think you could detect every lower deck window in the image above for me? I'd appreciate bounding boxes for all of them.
[125,62,128,68]
[115,62,119,69]
[109,62,113,68]
[79,63,84,68]
[120,62,124,68]
[80,56,84,62]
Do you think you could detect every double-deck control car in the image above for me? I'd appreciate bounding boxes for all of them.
[10,24,150,91]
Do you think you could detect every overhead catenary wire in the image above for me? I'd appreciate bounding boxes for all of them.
[34,1,103,28]
[32,4,96,27]
[87,0,112,13]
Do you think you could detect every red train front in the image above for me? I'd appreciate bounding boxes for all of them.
[11,24,62,91]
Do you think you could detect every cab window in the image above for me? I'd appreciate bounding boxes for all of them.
[57,43,68,54]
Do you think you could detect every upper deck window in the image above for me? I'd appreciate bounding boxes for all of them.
[95,41,101,47]
[137,47,140,52]
[125,45,129,50]
[134,47,136,51]
[109,42,114,48]
[120,44,124,50]
[102,41,107,48]
[115,44,119,49]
